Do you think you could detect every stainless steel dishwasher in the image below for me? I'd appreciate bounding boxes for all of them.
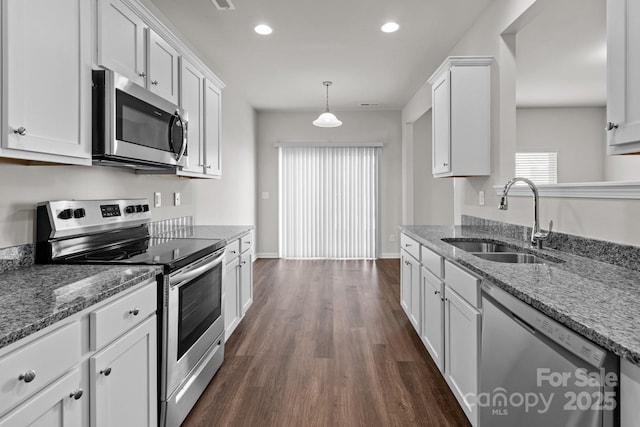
[480,282,619,427]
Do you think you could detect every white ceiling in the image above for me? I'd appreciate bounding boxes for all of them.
[516,0,606,107]
[147,0,494,112]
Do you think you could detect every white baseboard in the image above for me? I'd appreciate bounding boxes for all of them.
[256,253,279,259]
[379,252,400,259]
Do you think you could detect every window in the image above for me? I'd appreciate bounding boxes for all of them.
[278,144,379,259]
[515,152,557,185]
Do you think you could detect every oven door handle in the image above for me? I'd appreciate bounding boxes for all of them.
[170,251,224,288]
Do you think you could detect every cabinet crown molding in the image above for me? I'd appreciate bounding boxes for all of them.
[428,56,494,84]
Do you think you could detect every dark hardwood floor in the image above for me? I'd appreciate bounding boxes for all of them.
[183,259,470,427]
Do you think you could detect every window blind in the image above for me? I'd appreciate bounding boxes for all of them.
[278,145,379,259]
[515,152,558,185]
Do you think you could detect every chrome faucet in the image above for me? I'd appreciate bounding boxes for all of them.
[498,177,553,249]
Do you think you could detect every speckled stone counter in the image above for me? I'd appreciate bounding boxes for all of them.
[0,264,160,350]
[401,225,640,366]
[155,225,254,242]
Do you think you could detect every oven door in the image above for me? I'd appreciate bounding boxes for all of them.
[164,248,225,396]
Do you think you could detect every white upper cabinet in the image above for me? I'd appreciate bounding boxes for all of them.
[147,29,179,104]
[204,79,222,177]
[97,0,147,86]
[428,57,492,178]
[606,0,640,154]
[179,58,205,174]
[97,0,179,104]
[1,0,92,165]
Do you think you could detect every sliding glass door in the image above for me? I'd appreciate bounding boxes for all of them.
[278,144,379,259]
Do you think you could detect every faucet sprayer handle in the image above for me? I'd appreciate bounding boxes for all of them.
[534,220,553,241]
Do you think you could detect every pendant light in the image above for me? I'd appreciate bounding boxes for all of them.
[313,81,342,127]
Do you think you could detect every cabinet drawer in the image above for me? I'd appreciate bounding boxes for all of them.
[225,239,240,260]
[444,260,481,308]
[401,233,420,261]
[421,245,443,278]
[90,279,157,351]
[0,321,80,416]
[240,232,253,254]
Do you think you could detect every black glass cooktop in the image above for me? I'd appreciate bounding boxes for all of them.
[63,237,225,271]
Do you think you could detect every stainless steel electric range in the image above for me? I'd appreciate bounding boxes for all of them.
[35,199,226,427]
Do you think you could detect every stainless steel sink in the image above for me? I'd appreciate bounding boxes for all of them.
[471,252,548,264]
[443,240,516,253]
[441,238,563,264]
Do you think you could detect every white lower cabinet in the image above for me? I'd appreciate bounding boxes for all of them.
[90,316,157,427]
[421,267,444,372]
[0,278,157,427]
[444,287,480,426]
[0,368,83,427]
[223,231,254,341]
[400,248,421,332]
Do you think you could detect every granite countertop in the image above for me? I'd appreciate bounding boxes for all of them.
[0,264,161,350]
[155,225,254,242]
[401,225,640,366]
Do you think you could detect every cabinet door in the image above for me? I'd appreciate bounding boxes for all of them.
[607,0,640,153]
[3,0,91,164]
[239,252,253,315]
[0,368,82,427]
[400,252,412,317]
[90,317,157,427]
[421,267,444,373]
[444,287,480,426]
[431,72,451,175]
[147,29,179,104]
[180,58,205,173]
[224,259,241,341]
[409,257,421,334]
[204,79,222,177]
[97,0,146,87]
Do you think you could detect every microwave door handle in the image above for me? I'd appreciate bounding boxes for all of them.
[172,109,187,162]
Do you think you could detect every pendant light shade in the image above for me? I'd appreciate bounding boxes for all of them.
[313,81,342,127]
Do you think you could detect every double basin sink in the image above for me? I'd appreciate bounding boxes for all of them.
[442,239,564,264]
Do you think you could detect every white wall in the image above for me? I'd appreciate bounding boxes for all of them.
[516,107,606,183]
[422,0,640,245]
[256,110,402,258]
[412,111,454,224]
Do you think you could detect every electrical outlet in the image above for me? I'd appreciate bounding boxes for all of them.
[154,192,161,208]
[261,191,270,200]
[479,191,485,206]
[390,234,396,242]
[174,192,181,207]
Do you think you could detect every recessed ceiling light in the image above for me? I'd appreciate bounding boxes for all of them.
[381,22,399,33]
[254,24,273,35]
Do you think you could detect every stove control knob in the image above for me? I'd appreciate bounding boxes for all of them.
[58,209,74,220]
[142,204,150,212]
[124,206,135,214]
[135,205,143,212]
[73,208,86,219]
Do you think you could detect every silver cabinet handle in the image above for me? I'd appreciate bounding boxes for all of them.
[606,122,619,131]
[151,80,158,86]
[206,165,212,169]
[129,308,140,316]
[139,72,147,77]
[443,162,449,166]
[14,127,27,136]
[434,290,440,295]
[69,389,84,400]
[441,297,446,302]
[404,243,412,247]
[18,370,36,383]
[404,260,410,265]
[230,250,237,254]
[100,367,112,376]
[242,261,247,265]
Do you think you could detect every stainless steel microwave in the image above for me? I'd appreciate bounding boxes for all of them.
[92,69,188,170]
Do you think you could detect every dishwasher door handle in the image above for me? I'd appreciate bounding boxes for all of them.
[512,313,537,335]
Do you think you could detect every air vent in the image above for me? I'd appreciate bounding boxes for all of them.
[360,103,379,107]
[211,0,235,10]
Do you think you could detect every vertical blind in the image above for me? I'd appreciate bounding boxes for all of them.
[278,145,379,259]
